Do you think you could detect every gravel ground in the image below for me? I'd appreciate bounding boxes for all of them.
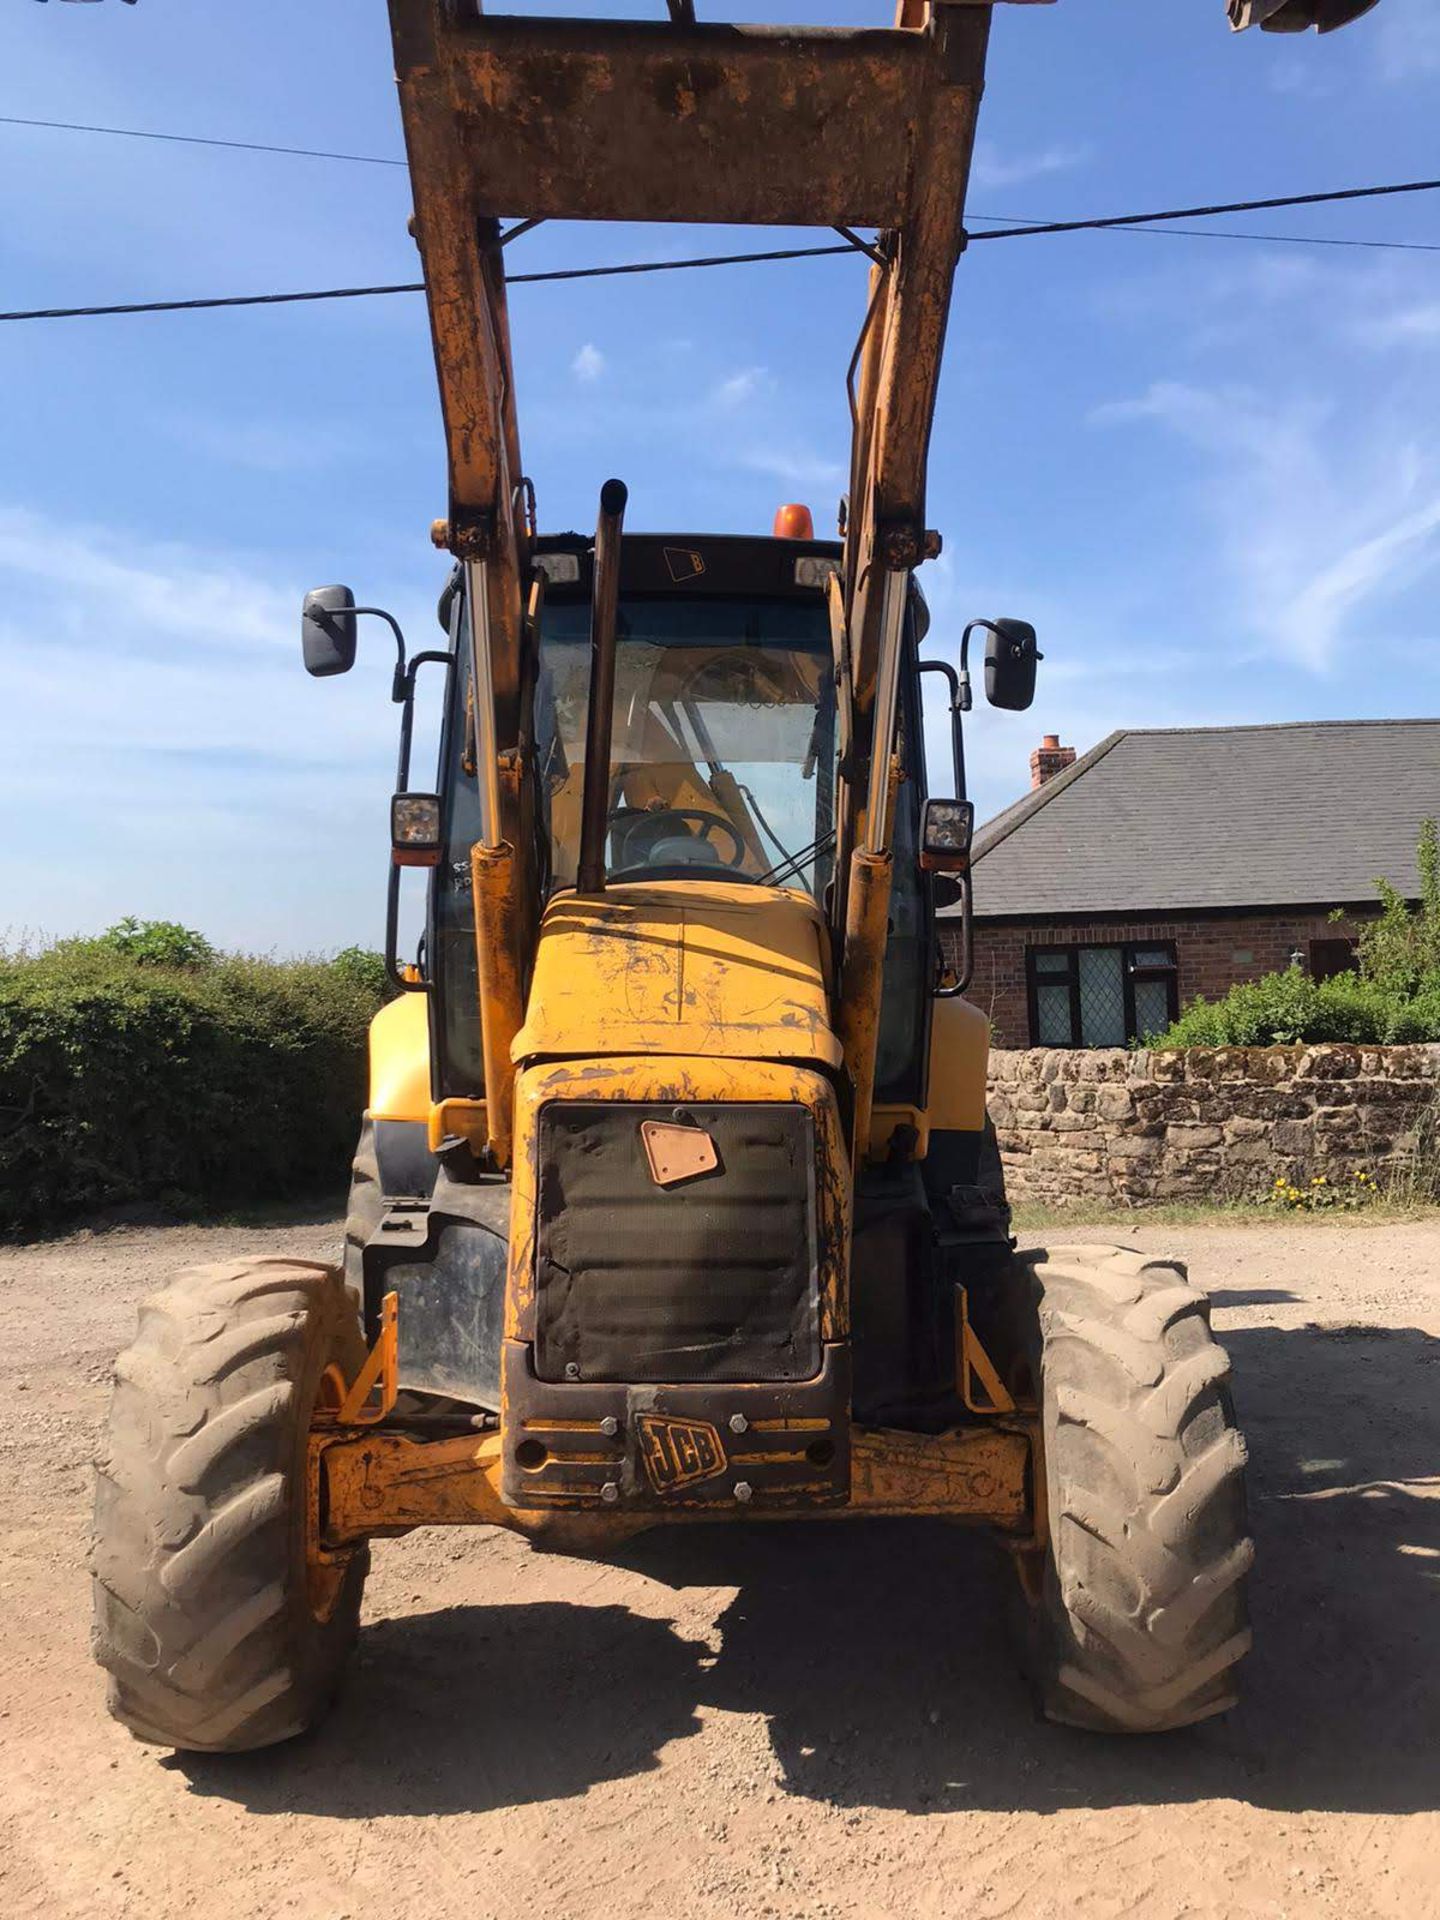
[0,1214,1436,1920]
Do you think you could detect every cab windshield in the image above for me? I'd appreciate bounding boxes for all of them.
[536,595,836,897]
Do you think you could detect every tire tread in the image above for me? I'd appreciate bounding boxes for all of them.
[89,1255,366,1753]
[1020,1244,1253,1733]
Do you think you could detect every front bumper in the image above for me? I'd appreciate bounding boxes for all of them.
[501,1338,851,1511]
[311,1415,1032,1555]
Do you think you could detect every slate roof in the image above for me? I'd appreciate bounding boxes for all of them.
[960,720,1440,919]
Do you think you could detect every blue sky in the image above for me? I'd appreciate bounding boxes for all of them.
[4,0,1438,953]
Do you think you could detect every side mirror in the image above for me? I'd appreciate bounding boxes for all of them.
[982,618,1041,712]
[1228,0,1379,32]
[302,586,358,678]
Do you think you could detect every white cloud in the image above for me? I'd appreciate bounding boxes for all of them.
[0,505,436,949]
[1092,380,1440,670]
[739,446,846,490]
[0,506,295,655]
[712,366,767,409]
[969,141,1089,192]
[1280,498,1440,659]
[1355,301,1440,349]
[570,342,606,383]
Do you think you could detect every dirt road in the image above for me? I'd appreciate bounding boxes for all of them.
[1,1215,1436,1920]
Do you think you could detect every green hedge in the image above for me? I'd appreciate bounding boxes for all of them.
[0,928,387,1234]
[1158,967,1440,1048]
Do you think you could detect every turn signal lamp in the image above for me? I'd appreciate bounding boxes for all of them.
[392,792,443,868]
[773,503,814,539]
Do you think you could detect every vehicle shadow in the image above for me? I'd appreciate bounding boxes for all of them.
[175,1599,711,1818]
[177,1317,1437,1820]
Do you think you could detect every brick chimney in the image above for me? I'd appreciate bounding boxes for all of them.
[1029,734,1076,789]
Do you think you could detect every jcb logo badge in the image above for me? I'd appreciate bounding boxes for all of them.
[637,1414,726,1493]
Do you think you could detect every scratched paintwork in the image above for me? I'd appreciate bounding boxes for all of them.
[314,1414,1031,1548]
[511,879,842,1070]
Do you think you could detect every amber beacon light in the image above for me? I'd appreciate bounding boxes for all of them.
[772,503,815,539]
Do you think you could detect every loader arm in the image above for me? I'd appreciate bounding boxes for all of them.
[387,0,1384,1166]
[390,0,993,1162]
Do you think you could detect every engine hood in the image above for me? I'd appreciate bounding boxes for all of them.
[511,880,841,1070]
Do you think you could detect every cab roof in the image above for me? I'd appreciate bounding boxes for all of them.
[534,530,842,600]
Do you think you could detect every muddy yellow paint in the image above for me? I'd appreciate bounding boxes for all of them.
[471,838,523,1167]
[512,880,841,1069]
[847,1423,1028,1520]
[835,848,893,1167]
[925,993,989,1133]
[366,991,431,1122]
[427,1098,489,1154]
[314,1418,1031,1549]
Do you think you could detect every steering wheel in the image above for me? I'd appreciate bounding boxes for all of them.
[607,806,748,871]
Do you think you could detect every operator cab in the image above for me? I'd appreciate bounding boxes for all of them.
[430,526,933,1110]
[529,530,841,896]
[303,515,1040,1117]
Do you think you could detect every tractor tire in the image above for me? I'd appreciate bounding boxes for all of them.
[1015,1244,1253,1734]
[90,1256,369,1752]
[343,1120,383,1301]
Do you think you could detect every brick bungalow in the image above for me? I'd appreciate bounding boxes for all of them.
[940,718,1439,1050]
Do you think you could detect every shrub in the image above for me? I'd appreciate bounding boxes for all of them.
[1159,967,1440,1049]
[90,916,217,969]
[1358,817,1440,996]
[1157,821,1440,1049]
[0,935,386,1234]
[330,945,394,1001]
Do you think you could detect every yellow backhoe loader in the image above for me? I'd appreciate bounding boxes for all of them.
[91,0,1377,1751]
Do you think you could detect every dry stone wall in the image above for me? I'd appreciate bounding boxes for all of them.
[987,1044,1440,1206]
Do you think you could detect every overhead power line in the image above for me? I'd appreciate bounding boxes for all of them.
[967,212,1440,253]
[966,176,1440,241]
[7,108,1440,259]
[0,113,410,168]
[6,108,1440,251]
[0,245,865,324]
[2,177,1437,325]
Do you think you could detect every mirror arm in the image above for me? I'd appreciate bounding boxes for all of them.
[959,620,987,713]
[384,866,406,993]
[918,658,966,801]
[349,606,409,701]
[393,650,451,793]
[935,870,973,999]
[383,866,426,995]
[387,648,451,994]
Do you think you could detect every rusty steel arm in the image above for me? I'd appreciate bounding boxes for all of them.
[385,0,1357,1164]
[390,0,989,555]
[387,0,994,1168]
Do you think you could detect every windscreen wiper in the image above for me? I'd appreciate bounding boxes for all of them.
[758,829,836,889]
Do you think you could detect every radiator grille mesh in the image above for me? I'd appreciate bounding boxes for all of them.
[534,1102,819,1384]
